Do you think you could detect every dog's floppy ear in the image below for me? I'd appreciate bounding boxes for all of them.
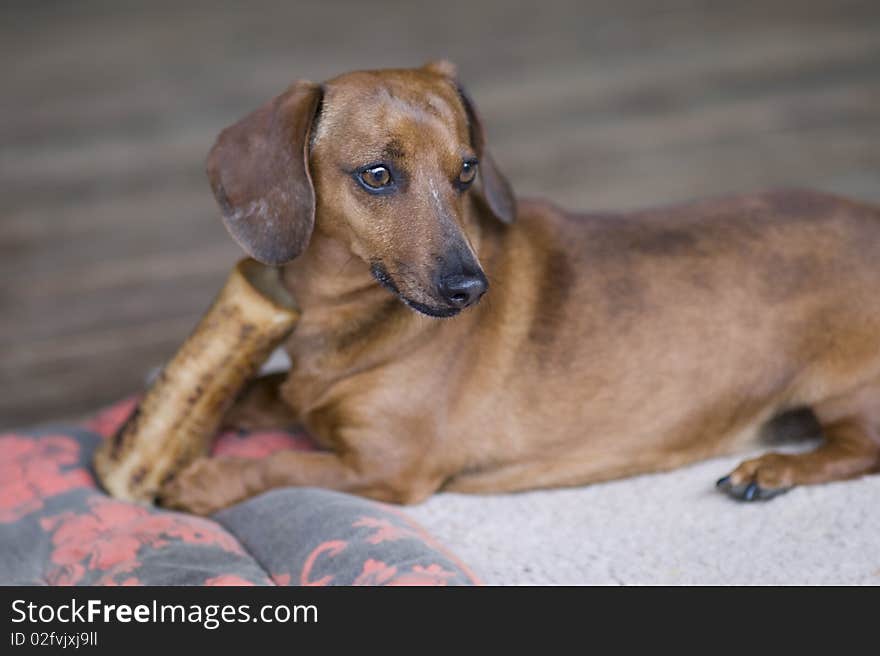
[206,81,323,265]
[456,84,516,224]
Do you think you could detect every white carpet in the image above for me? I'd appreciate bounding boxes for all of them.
[406,448,880,585]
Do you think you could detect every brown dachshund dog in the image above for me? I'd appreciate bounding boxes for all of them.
[159,61,880,515]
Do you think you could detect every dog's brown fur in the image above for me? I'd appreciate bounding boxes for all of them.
[159,62,880,515]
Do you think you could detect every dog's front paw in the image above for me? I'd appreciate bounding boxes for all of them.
[716,453,794,502]
[158,457,258,515]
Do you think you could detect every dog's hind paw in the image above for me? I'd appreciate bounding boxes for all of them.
[714,452,802,501]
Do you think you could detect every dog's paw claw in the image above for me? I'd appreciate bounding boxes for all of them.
[715,475,790,502]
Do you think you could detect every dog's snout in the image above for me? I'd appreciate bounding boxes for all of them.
[439,273,488,309]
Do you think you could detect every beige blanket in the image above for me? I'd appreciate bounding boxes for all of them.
[407,449,880,585]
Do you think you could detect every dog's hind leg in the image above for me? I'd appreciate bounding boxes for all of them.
[717,382,880,501]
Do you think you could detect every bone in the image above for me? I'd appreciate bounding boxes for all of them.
[93,258,300,504]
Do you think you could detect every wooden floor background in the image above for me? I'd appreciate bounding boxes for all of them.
[2,0,879,429]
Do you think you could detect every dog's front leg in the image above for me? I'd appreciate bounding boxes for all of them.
[158,452,353,515]
[221,373,298,431]
[159,444,441,515]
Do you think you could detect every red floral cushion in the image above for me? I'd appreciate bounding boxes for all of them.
[0,399,479,586]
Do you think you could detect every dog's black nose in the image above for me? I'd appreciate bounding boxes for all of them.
[439,274,488,309]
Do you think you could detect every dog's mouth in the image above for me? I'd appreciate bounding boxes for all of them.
[370,262,462,318]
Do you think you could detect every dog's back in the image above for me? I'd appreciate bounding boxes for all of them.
[442,188,880,492]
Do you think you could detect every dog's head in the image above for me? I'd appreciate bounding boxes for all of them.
[206,61,515,317]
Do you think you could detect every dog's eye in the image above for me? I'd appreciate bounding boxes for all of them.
[458,160,478,186]
[359,165,393,189]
